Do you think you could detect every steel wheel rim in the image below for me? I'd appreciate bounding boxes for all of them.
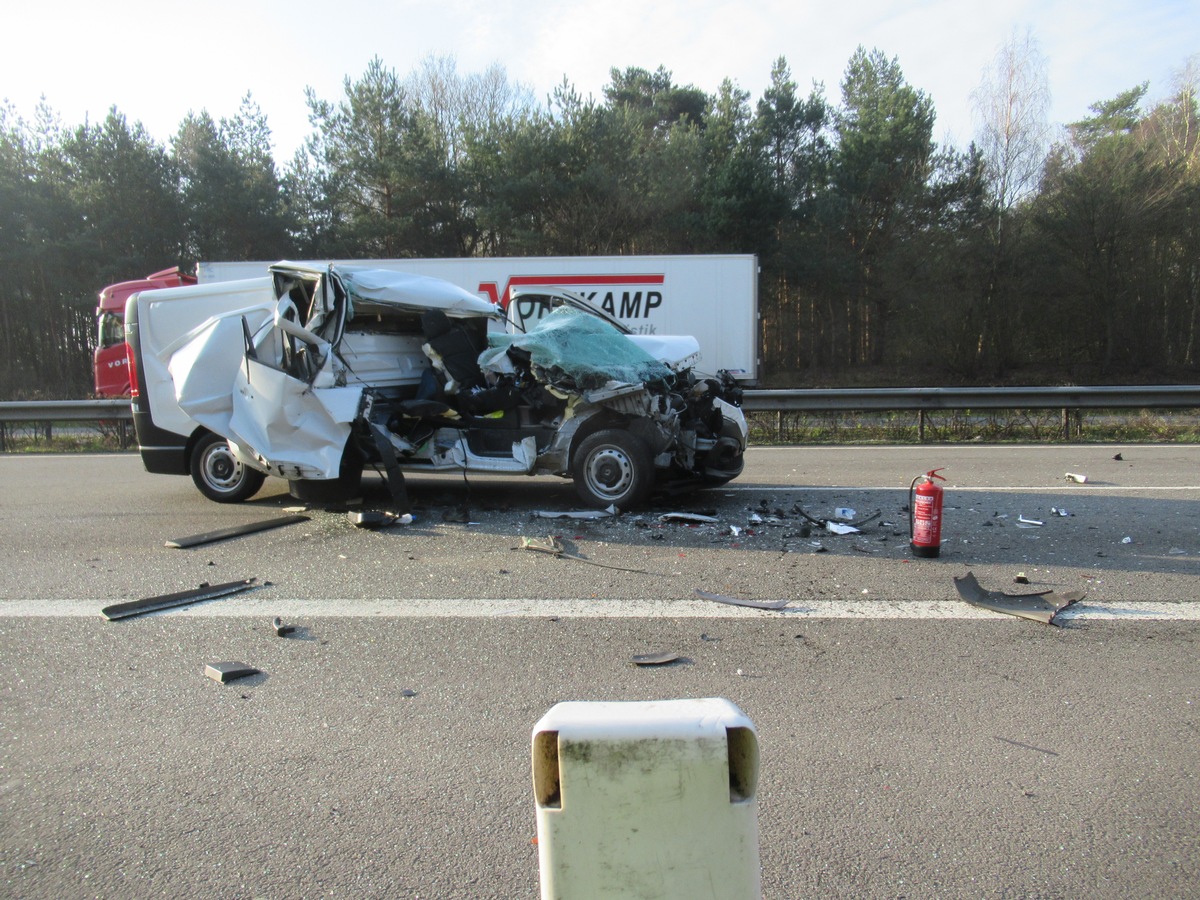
[201,443,245,493]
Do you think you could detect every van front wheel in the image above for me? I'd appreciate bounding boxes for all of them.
[571,429,653,509]
[190,432,265,503]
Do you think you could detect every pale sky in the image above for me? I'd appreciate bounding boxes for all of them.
[2,0,1196,162]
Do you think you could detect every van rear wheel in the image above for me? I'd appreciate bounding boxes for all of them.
[190,432,265,503]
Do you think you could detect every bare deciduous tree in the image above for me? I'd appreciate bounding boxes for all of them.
[971,29,1051,214]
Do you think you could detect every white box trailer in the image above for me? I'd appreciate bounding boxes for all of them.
[197,255,759,383]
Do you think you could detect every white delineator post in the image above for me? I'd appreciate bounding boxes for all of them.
[532,698,761,899]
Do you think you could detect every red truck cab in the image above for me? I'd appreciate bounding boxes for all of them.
[95,267,196,397]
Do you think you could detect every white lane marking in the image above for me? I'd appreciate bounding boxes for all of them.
[723,485,1200,492]
[1,597,1195,621]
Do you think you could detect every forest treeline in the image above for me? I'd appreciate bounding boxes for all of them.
[1,41,1197,399]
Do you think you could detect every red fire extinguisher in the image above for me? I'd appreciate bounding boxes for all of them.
[909,468,946,558]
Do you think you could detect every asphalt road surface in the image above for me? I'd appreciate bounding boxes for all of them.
[1,445,1198,898]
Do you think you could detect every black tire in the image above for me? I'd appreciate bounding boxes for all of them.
[287,441,364,504]
[571,429,654,509]
[190,432,266,503]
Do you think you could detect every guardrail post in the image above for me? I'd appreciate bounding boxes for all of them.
[1061,408,1070,440]
[918,409,926,443]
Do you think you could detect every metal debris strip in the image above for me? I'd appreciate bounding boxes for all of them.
[532,506,618,520]
[272,616,297,637]
[953,571,1085,626]
[205,661,260,684]
[101,578,259,621]
[694,589,790,611]
[165,514,309,548]
[517,534,656,574]
[631,651,681,666]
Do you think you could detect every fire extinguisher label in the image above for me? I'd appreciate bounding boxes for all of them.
[913,495,939,543]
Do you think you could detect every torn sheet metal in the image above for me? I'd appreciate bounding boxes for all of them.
[102,578,258,620]
[695,589,790,611]
[165,514,309,548]
[953,571,1085,626]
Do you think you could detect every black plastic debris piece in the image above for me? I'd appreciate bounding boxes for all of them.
[953,571,1085,626]
[101,578,258,621]
[205,661,260,684]
[165,515,309,549]
[694,589,790,611]
[631,652,681,666]
[272,616,296,637]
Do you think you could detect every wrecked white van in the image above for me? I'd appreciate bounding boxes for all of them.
[128,262,747,509]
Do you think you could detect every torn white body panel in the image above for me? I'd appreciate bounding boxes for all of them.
[228,360,363,480]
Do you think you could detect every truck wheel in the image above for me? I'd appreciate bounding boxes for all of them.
[572,429,653,509]
[190,432,265,503]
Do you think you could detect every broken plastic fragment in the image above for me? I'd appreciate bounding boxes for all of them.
[631,651,681,666]
[826,521,860,535]
[953,571,1085,626]
[101,578,258,621]
[205,661,260,683]
[694,589,790,610]
[659,512,720,524]
[165,514,310,549]
[520,536,564,555]
[1017,516,1044,527]
[834,507,857,520]
[1065,472,1088,484]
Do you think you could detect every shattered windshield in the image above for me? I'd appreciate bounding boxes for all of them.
[480,306,673,392]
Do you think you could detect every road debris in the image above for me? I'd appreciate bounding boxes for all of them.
[953,571,1085,626]
[101,578,259,621]
[659,512,721,525]
[165,514,309,549]
[348,510,414,528]
[1065,472,1089,484]
[533,506,618,520]
[694,589,790,611]
[826,521,860,535]
[631,651,681,666]
[1017,515,1044,527]
[205,661,260,684]
[520,536,565,555]
[1014,572,1030,584]
[834,507,857,520]
[272,616,297,637]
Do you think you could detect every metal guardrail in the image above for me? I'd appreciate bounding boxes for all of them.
[738,385,1200,412]
[1,386,1197,448]
[739,385,1200,441]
